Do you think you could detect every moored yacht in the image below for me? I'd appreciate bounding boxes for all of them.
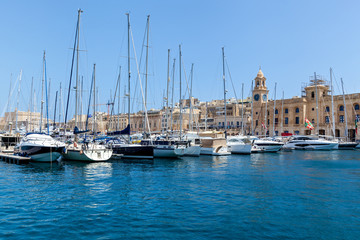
[62,140,113,162]
[107,136,154,159]
[283,135,338,150]
[200,137,230,156]
[199,131,230,156]
[140,139,184,158]
[251,137,284,153]
[227,136,252,154]
[14,133,65,162]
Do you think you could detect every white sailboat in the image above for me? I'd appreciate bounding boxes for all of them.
[62,10,112,162]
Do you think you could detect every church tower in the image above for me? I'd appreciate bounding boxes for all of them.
[252,69,269,105]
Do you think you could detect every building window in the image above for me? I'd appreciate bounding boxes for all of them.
[356,114,360,121]
[294,131,300,135]
[267,119,270,125]
[218,122,221,125]
[339,115,344,123]
[325,106,330,112]
[237,121,239,126]
[339,105,344,111]
[295,107,300,113]
[355,104,360,110]
[275,109,278,114]
[295,117,300,124]
[325,116,330,123]
[311,92,314,98]
[311,119,315,124]
[256,120,258,126]
[275,131,278,136]
[284,131,289,133]
[285,108,288,114]
[275,118,278,124]
[284,117,288,124]
[267,111,270,116]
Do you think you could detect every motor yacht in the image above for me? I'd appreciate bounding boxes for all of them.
[283,135,338,150]
[251,137,284,153]
[14,133,65,162]
[227,136,252,154]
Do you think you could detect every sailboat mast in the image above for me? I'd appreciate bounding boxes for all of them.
[144,15,150,133]
[16,70,22,132]
[80,77,83,130]
[93,64,97,137]
[7,74,12,132]
[314,72,319,135]
[166,49,170,133]
[29,77,33,132]
[272,82,277,136]
[241,83,244,135]
[59,83,62,128]
[64,9,80,131]
[53,91,58,128]
[251,80,254,135]
[330,68,335,137]
[127,13,131,143]
[281,91,284,134]
[341,78,348,140]
[117,66,121,131]
[40,52,45,132]
[222,47,227,138]
[189,63,194,131]
[171,58,176,134]
[179,45,183,140]
[205,101,208,131]
[75,9,82,129]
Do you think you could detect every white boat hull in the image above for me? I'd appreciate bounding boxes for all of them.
[283,142,338,151]
[31,152,62,162]
[183,145,201,156]
[63,144,113,162]
[154,146,184,158]
[251,144,283,153]
[228,144,252,154]
[200,146,230,156]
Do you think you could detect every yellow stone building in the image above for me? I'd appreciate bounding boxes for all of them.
[252,69,360,140]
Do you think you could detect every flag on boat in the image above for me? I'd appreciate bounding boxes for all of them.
[261,122,267,130]
[305,118,314,130]
[356,119,358,135]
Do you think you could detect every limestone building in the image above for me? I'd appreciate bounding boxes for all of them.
[252,69,360,140]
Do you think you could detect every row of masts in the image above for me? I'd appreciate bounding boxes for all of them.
[4,10,354,143]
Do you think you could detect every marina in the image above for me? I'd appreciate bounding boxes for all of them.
[1,1,360,239]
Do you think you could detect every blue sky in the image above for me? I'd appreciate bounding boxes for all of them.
[1,0,360,117]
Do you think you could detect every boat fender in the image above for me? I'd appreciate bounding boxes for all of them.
[80,150,83,155]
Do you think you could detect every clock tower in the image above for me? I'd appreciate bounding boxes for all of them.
[252,69,269,105]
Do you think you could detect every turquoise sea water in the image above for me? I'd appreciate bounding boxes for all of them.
[1,150,360,239]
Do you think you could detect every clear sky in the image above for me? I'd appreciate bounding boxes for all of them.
[1,0,360,118]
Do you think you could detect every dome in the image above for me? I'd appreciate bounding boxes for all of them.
[257,69,264,78]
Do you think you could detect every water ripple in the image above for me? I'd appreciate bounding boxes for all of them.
[1,151,360,239]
